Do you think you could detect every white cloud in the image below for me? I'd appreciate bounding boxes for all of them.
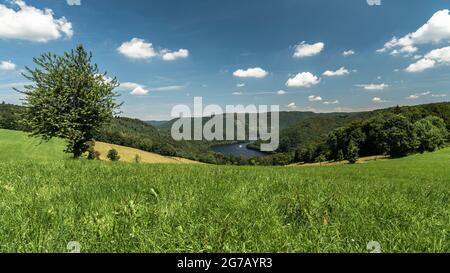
[308,95,322,102]
[161,48,189,61]
[356,83,389,91]
[293,42,325,58]
[405,58,436,73]
[286,102,297,109]
[432,94,447,98]
[118,82,141,91]
[406,91,433,99]
[343,50,355,56]
[286,72,320,88]
[118,82,183,94]
[406,94,420,100]
[378,9,450,55]
[66,0,81,6]
[323,100,339,105]
[130,86,149,96]
[233,67,268,78]
[424,46,450,62]
[0,60,16,70]
[277,90,286,95]
[117,38,158,59]
[236,83,245,88]
[405,46,450,72]
[152,85,183,91]
[232,91,243,96]
[372,97,388,103]
[0,0,73,42]
[117,82,148,95]
[322,67,350,77]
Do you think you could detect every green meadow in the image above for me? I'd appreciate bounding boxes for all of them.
[0,129,449,253]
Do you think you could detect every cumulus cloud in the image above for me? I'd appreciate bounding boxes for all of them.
[323,100,339,105]
[130,86,149,96]
[0,0,73,42]
[356,83,389,91]
[406,91,437,99]
[233,67,268,78]
[117,82,148,95]
[66,0,81,6]
[378,9,450,55]
[286,102,297,110]
[118,38,189,62]
[372,97,388,103]
[161,49,189,61]
[406,94,420,100]
[405,46,450,72]
[0,60,16,70]
[232,91,243,96]
[308,95,322,102]
[293,42,324,58]
[118,82,141,90]
[286,72,320,88]
[118,82,183,95]
[343,50,355,56]
[277,90,286,95]
[117,38,158,59]
[405,57,436,73]
[236,83,245,88]
[322,67,350,77]
[432,94,447,98]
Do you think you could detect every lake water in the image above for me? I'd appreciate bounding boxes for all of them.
[211,143,267,158]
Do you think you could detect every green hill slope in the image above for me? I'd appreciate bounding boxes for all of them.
[0,129,449,252]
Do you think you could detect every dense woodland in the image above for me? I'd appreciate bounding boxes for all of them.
[1,101,449,165]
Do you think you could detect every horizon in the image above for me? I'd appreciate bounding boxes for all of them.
[1,0,450,120]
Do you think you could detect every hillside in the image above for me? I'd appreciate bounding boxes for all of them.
[0,128,448,252]
[0,129,198,164]
[94,141,199,164]
[1,102,449,165]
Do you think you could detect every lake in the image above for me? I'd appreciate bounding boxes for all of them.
[211,143,267,158]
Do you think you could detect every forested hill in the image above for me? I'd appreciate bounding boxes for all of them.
[147,111,362,132]
[1,101,449,165]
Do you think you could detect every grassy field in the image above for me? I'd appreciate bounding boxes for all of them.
[0,129,449,253]
[94,142,199,164]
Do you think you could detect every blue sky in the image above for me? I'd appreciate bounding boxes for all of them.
[1,0,450,120]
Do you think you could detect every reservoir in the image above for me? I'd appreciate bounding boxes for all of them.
[211,143,267,158]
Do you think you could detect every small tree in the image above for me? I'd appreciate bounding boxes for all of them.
[336,150,345,162]
[315,154,327,166]
[414,116,448,153]
[346,140,359,164]
[87,142,101,160]
[17,45,121,158]
[134,154,142,164]
[107,149,120,161]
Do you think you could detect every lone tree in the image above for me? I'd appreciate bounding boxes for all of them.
[17,45,121,158]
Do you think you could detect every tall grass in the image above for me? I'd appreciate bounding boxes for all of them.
[0,129,448,252]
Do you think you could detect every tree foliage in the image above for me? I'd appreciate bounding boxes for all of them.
[414,116,448,153]
[17,45,121,158]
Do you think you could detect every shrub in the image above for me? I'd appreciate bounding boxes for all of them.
[346,140,359,164]
[107,149,120,161]
[134,154,142,164]
[86,141,101,160]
